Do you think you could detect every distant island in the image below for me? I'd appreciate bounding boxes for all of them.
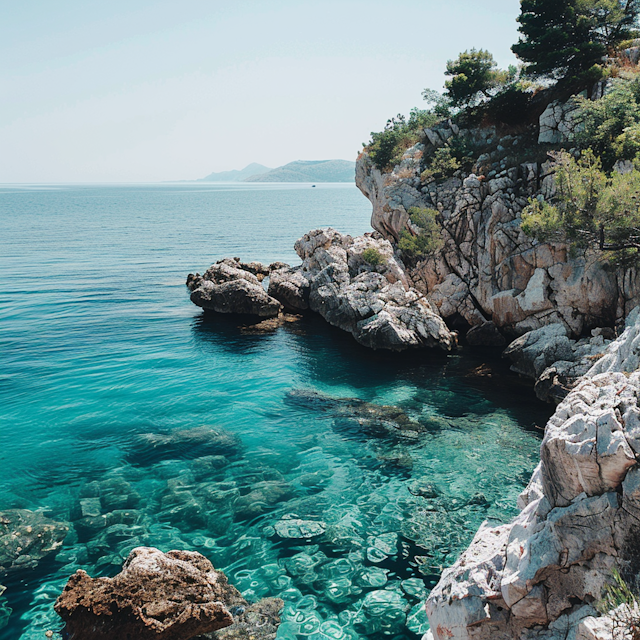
[199,159,355,183]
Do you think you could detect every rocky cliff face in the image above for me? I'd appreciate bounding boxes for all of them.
[424,308,640,640]
[356,118,640,341]
[355,110,640,639]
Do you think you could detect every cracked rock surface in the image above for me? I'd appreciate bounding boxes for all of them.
[356,116,640,339]
[55,546,283,640]
[187,259,283,318]
[425,309,640,639]
[289,228,454,351]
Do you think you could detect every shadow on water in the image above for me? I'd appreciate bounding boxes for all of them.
[191,311,552,434]
[191,311,280,356]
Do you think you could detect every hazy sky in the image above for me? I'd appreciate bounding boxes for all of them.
[1,1,521,182]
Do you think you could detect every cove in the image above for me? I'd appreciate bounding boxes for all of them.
[0,183,552,640]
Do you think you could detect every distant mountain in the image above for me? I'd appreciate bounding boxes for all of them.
[200,163,271,182]
[244,160,355,183]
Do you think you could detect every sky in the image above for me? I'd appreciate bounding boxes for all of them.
[0,0,522,183]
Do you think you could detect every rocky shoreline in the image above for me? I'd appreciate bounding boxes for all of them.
[187,229,454,352]
[182,100,640,639]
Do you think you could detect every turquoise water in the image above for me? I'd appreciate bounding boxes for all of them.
[0,183,551,640]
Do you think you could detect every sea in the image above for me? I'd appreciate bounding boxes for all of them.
[0,182,552,640]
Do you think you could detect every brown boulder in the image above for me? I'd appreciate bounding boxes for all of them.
[55,547,237,640]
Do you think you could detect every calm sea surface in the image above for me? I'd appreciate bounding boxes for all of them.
[0,183,551,640]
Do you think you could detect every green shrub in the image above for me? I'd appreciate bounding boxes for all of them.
[366,108,441,171]
[521,149,640,263]
[362,247,387,267]
[398,207,444,260]
[574,77,640,170]
[597,569,640,640]
[420,147,461,183]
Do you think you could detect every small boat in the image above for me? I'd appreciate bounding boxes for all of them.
[311,184,316,187]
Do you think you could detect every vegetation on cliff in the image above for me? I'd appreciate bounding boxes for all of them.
[397,207,444,261]
[512,0,640,90]
[364,0,640,264]
[522,149,640,262]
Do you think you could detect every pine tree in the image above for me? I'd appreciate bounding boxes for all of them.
[512,0,640,85]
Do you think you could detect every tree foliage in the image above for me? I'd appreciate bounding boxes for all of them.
[574,75,640,170]
[512,0,640,86]
[444,49,513,108]
[521,150,640,262]
[366,109,441,170]
[398,207,444,260]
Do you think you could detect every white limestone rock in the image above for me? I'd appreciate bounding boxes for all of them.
[294,228,454,351]
[425,310,640,640]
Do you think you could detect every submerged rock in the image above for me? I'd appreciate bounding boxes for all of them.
[233,481,295,521]
[198,597,283,640]
[55,546,282,640]
[274,516,326,539]
[0,509,68,576]
[130,426,242,465]
[285,388,425,440]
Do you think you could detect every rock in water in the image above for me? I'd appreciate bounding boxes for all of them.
[55,547,282,640]
[290,228,453,351]
[188,259,282,318]
[201,597,283,640]
[188,233,453,350]
[274,516,326,539]
[0,509,68,575]
[129,426,242,465]
[267,266,310,312]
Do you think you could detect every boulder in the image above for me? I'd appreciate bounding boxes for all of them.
[188,260,282,318]
[503,323,574,379]
[294,228,454,351]
[0,509,68,576]
[55,547,282,640]
[267,267,310,312]
[191,280,281,318]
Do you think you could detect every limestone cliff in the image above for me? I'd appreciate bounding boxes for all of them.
[354,103,640,639]
[355,108,640,340]
[425,308,640,640]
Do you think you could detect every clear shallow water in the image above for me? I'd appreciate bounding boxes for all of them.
[0,182,552,640]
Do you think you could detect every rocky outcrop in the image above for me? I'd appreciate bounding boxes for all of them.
[289,228,454,351]
[0,509,68,575]
[55,546,283,640]
[538,99,579,144]
[267,266,309,312]
[425,309,640,640]
[187,259,282,318]
[503,324,618,402]
[356,120,640,340]
[190,230,455,351]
